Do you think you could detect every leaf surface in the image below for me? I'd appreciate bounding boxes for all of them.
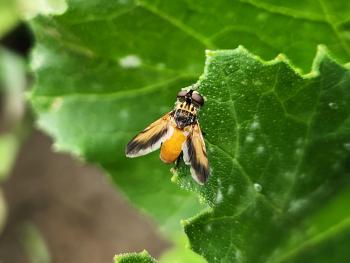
[176,46,350,262]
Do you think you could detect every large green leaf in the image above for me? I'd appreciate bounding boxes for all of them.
[28,0,350,261]
[175,46,350,262]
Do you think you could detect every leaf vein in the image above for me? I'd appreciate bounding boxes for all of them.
[138,1,217,49]
[31,75,191,100]
[238,0,326,22]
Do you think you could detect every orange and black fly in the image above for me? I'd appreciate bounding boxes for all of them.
[125,88,209,184]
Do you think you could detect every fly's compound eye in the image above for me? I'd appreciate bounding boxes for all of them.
[191,92,204,107]
[177,90,188,98]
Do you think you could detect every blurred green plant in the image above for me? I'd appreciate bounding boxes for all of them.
[0,0,67,36]
[0,1,64,261]
[0,0,19,38]
[0,37,52,263]
[20,223,51,263]
[27,0,350,262]
[114,250,156,263]
[0,48,27,180]
[0,47,29,234]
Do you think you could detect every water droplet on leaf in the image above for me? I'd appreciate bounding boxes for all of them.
[254,183,262,192]
[227,185,234,195]
[256,145,265,154]
[216,189,223,203]
[296,138,303,146]
[295,148,303,156]
[253,80,262,86]
[250,121,260,130]
[328,102,338,109]
[288,199,307,213]
[205,224,212,232]
[343,143,350,151]
[235,250,242,260]
[246,134,255,143]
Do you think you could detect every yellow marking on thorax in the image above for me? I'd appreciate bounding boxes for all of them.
[176,102,197,115]
[160,127,187,163]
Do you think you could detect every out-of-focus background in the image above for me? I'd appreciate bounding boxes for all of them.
[0,21,168,263]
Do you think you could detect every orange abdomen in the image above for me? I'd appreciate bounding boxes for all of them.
[160,128,187,163]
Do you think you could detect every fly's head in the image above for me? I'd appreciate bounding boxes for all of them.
[175,88,204,112]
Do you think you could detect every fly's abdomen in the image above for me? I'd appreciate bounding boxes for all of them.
[160,127,187,163]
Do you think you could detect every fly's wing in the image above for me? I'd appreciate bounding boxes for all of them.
[183,123,209,184]
[125,112,174,158]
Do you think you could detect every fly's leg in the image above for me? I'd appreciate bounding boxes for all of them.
[175,152,184,168]
[170,152,183,175]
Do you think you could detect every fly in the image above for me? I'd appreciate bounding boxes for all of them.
[125,87,209,184]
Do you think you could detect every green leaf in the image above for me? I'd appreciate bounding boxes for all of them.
[114,250,156,263]
[29,0,350,74]
[175,46,350,262]
[29,1,206,238]
[28,0,350,261]
[28,0,350,232]
[269,186,350,263]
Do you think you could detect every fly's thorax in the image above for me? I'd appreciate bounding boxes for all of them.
[173,102,197,129]
[175,101,198,114]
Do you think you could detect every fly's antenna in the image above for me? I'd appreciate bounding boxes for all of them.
[185,89,193,104]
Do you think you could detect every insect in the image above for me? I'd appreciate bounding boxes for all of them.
[125,87,209,184]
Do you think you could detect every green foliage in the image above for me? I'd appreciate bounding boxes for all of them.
[0,0,67,38]
[0,47,30,234]
[0,48,30,180]
[30,0,206,237]
[114,250,156,263]
[0,133,19,180]
[0,48,25,176]
[0,0,19,38]
[175,46,350,262]
[20,223,51,263]
[28,0,350,262]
